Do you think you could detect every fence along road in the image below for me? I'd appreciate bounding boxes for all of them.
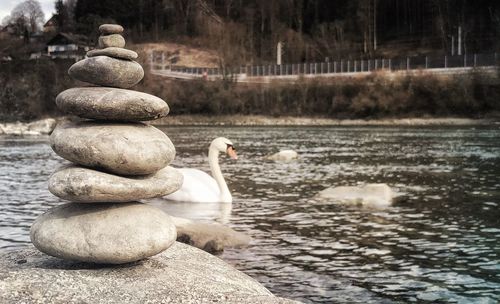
[150,52,499,82]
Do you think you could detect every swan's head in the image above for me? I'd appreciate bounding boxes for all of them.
[210,137,238,160]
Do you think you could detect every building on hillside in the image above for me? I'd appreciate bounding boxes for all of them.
[46,33,90,60]
[0,24,17,40]
[43,15,58,33]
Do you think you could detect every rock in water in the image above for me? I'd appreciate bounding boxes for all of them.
[266,150,298,161]
[68,56,144,88]
[50,121,175,175]
[315,183,394,208]
[98,34,126,48]
[56,87,169,121]
[87,47,138,60]
[49,165,183,202]
[30,202,177,264]
[99,24,124,34]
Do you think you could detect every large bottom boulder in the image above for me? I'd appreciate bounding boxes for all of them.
[0,242,298,304]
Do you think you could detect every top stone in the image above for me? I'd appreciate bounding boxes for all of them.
[99,24,124,35]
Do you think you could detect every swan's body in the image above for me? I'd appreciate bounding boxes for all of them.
[266,150,298,161]
[166,137,237,203]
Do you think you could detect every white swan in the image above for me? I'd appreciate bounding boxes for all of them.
[165,137,237,203]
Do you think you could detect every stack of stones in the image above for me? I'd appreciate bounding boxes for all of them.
[30,24,183,264]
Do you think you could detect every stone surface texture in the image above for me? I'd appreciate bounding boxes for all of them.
[0,243,299,303]
[49,165,183,202]
[68,56,144,88]
[87,47,138,60]
[98,34,126,48]
[30,202,177,264]
[99,24,124,34]
[56,87,169,121]
[50,120,175,175]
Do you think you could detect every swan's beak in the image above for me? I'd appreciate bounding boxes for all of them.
[227,146,238,160]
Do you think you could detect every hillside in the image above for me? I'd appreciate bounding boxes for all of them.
[131,42,219,68]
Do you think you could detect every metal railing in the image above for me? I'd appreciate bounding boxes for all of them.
[150,52,499,80]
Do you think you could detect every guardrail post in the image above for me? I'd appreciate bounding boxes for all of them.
[361,60,364,71]
[334,61,337,73]
[389,59,392,70]
[425,56,428,69]
[406,57,409,70]
[445,55,447,68]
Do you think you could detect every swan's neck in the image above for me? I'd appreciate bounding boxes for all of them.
[208,146,232,203]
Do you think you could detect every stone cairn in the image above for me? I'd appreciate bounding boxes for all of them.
[30,24,183,264]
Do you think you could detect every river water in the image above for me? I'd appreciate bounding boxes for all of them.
[0,126,499,303]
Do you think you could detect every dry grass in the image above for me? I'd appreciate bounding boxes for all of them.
[130,42,220,68]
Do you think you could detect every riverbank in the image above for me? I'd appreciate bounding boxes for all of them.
[155,115,500,126]
[2,59,500,122]
[0,116,498,136]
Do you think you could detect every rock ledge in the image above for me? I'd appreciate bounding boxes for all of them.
[0,242,298,304]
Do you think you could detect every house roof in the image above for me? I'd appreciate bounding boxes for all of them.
[46,33,89,46]
[44,15,57,27]
[0,23,16,33]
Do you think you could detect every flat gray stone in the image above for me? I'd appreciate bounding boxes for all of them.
[98,34,126,48]
[99,24,124,34]
[50,121,175,175]
[56,87,169,121]
[87,47,138,60]
[0,243,299,303]
[69,56,144,89]
[49,165,183,202]
[30,202,177,264]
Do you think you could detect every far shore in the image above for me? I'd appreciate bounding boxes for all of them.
[1,116,499,136]
[152,115,500,126]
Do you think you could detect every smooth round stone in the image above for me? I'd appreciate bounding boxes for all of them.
[50,121,175,175]
[99,24,124,34]
[49,165,183,202]
[56,87,169,121]
[87,47,138,60]
[98,34,125,48]
[30,202,177,264]
[69,56,144,88]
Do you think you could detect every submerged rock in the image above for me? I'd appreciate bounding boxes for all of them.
[56,87,169,121]
[0,242,298,303]
[315,183,394,208]
[49,165,183,202]
[50,120,175,175]
[68,56,143,88]
[171,216,251,254]
[30,202,177,264]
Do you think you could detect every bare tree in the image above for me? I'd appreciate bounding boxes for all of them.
[8,0,45,34]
